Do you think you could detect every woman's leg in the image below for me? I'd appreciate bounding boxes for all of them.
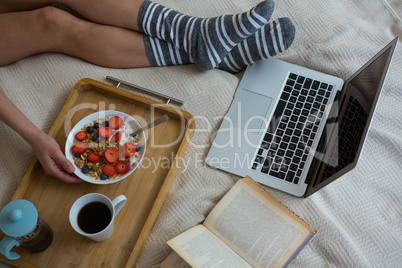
[0,6,151,68]
[61,0,144,31]
[0,0,52,13]
[0,0,144,30]
[0,8,57,66]
[1,0,277,70]
[137,0,274,70]
[144,17,296,73]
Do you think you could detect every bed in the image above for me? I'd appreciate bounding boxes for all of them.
[0,0,401,267]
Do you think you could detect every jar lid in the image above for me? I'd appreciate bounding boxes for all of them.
[0,200,38,237]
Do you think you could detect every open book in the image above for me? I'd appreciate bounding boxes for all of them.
[160,177,316,268]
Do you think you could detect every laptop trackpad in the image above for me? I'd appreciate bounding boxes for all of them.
[229,89,272,131]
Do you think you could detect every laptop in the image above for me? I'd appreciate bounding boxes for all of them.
[206,37,398,197]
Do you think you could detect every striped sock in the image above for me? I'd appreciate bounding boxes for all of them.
[144,35,192,67]
[138,0,274,71]
[144,17,295,73]
[218,17,295,73]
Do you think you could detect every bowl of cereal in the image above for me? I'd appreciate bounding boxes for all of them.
[65,111,146,184]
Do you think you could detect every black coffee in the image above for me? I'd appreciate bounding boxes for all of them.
[77,202,112,234]
[20,217,53,253]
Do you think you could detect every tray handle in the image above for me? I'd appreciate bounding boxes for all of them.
[106,76,184,106]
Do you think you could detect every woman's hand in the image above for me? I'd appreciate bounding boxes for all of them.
[31,130,83,183]
[0,90,82,183]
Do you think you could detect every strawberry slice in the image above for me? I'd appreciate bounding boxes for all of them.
[75,131,88,141]
[102,164,116,177]
[110,132,122,144]
[87,152,101,163]
[115,161,130,174]
[72,142,87,154]
[104,147,119,163]
[108,116,124,130]
[98,126,113,140]
[123,143,137,158]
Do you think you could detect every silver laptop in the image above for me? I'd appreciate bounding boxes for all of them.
[206,37,398,197]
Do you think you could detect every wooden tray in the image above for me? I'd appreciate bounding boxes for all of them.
[0,78,194,267]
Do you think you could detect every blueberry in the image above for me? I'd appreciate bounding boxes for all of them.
[102,121,109,127]
[93,134,101,143]
[100,174,109,180]
[86,126,94,134]
[135,144,141,152]
[93,122,100,129]
[74,153,81,158]
[81,166,90,174]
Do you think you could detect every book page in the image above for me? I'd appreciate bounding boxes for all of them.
[159,252,192,268]
[167,225,252,268]
[204,177,315,268]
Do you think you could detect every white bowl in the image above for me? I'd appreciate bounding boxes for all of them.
[65,111,146,184]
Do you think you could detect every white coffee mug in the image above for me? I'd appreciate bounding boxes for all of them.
[69,193,127,242]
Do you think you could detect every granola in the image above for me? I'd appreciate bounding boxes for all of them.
[71,116,141,180]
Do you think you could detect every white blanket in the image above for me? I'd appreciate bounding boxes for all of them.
[0,0,401,267]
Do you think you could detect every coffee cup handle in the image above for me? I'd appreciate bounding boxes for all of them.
[0,235,21,260]
[112,195,127,216]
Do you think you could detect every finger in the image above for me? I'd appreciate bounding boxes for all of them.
[43,159,83,183]
[41,162,82,184]
[42,155,82,183]
[47,162,82,183]
[56,172,84,184]
[52,149,76,173]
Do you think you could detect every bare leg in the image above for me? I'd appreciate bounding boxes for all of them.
[0,0,52,13]
[59,0,144,31]
[0,6,150,68]
[0,0,144,30]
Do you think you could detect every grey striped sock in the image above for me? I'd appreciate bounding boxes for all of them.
[218,17,295,73]
[144,18,295,73]
[144,35,192,66]
[138,0,274,71]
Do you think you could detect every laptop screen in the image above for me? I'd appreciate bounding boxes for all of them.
[305,38,397,196]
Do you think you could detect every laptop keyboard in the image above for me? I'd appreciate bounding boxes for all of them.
[251,73,333,184]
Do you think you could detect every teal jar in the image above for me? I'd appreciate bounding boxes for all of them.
[0,200,53,260]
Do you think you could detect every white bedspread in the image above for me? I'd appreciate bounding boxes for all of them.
[0,0,401,267]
